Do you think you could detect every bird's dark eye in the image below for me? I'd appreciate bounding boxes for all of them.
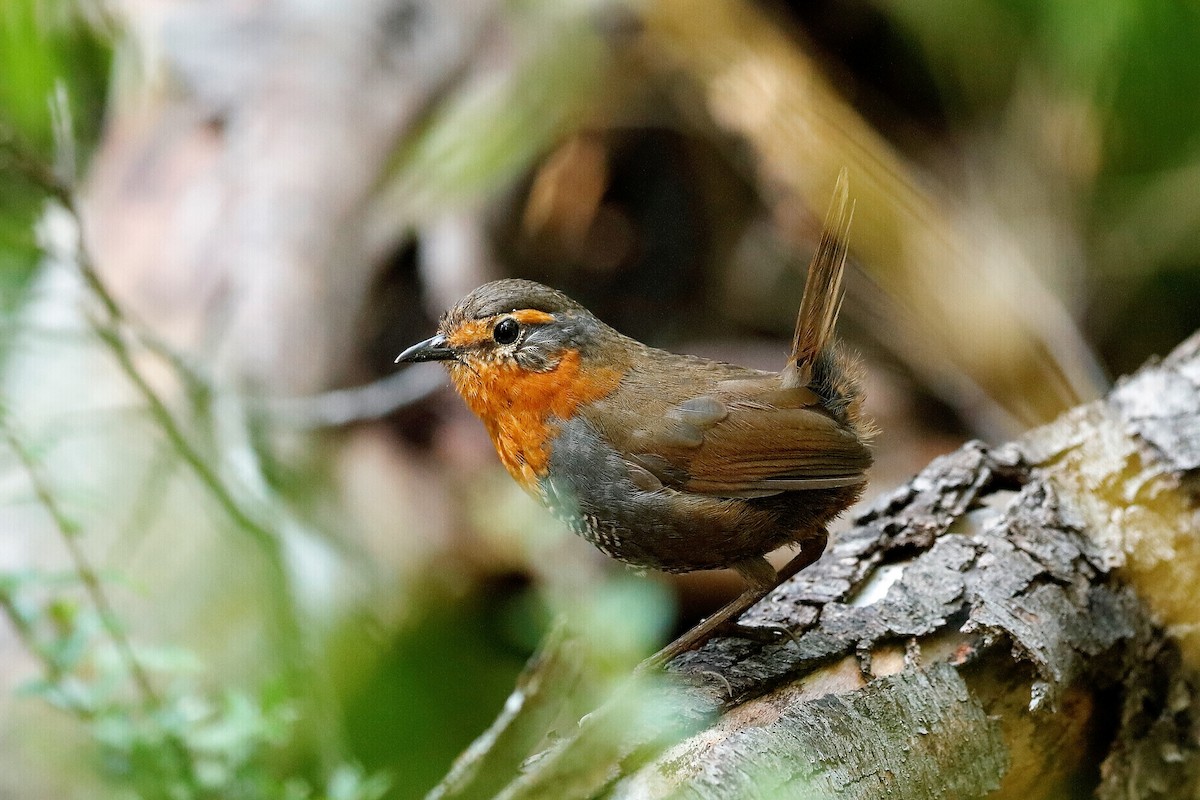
[493,317,520,345]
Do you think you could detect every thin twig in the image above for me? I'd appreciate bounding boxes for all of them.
[0,422,208,791]
[0,126,70,197]
[88,323,276,549]
[2,117,276,549]
[0,120,211,404]
[0,423,160,706]
[0,588,95,719]
[262,367,446,428]
[3,111,306,680]
[0,422,202,786]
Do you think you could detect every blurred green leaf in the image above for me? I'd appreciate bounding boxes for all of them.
[325,765,390,800]
[0,0,111,312]
[0,0,110,152]
[339,594,532,800]
[44,617,91,673]
[20,673,99,714]
[1095,3,1200,176]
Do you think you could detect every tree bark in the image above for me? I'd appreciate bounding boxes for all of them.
[432,331,1200,800]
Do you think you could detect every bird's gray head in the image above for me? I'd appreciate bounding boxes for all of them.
[395,279,610,372]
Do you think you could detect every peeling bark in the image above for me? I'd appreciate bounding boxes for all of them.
[613,664,1007,800]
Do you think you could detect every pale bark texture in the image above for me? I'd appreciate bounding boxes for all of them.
[436,331,1200,800]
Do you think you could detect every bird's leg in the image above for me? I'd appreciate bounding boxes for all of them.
[639,535,827,671]
[639,582,770,671]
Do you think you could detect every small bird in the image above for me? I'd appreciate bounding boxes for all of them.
[398,175,872,667]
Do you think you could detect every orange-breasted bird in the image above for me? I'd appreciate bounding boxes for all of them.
[398,175,872,666]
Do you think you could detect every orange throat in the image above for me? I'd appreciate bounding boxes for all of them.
[449,349,622,492]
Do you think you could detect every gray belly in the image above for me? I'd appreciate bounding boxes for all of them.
[541,416,802,572]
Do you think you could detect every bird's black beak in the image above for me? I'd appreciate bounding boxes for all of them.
[395,333,457,364]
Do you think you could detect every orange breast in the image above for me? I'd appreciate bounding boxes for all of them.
[450,349,623,491]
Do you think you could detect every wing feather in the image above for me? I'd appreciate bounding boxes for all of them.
[625,392,870,498]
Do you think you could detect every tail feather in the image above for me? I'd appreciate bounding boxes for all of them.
[782,169,854,390]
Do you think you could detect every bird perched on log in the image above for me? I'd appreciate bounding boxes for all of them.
[398,173,872,667]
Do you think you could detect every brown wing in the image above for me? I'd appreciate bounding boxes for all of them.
[622,383,871,499]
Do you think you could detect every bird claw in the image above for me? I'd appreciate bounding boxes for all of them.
[699,669,734,700]
[719,621,803,652]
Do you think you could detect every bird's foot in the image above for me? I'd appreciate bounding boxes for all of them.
[638,591,773,672]
[637,618,801,673]
[719,621,803,651]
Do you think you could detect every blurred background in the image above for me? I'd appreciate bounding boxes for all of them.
[1,0,1198,797]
